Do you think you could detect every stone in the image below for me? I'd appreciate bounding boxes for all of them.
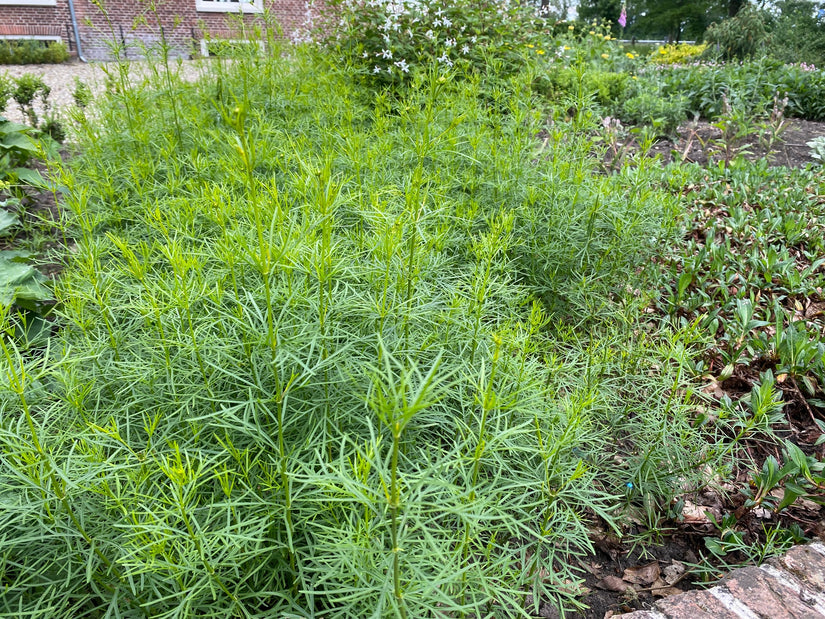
[718,565,825,619]
[775,543,825,594]
[654,589,741,618]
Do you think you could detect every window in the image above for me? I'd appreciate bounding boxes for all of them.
[196,0,263,13]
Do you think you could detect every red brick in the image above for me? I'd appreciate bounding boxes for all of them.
[0,0,310,60]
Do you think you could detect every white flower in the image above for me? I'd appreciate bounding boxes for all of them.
[380,48,393,59]
[461,44,469,55]
[424,29,435,40]
[394,58,410,73]
[445,38,456,47]
[437,53,453,67]
[374,65,382,73]
[471,36,477,44]
[362,51,369,58]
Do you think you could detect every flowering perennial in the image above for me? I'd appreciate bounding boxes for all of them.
[310,0,549,81]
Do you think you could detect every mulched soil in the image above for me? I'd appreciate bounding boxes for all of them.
[646,118,825,169]
[574,120,825,618]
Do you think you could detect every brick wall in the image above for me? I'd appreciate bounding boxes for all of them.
[75,0,310,60]
[0,0,311,61]
[0,5,72,41]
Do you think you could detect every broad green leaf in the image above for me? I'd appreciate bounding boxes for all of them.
[11,167,48,188]
[0,261,37,305]
[0,259,51,306]
[0,120,32,134]
[0,133,38,154]
[777,486,802,512]
[0,209,18,236]
[0,249,34,261]
[14,312,51,348]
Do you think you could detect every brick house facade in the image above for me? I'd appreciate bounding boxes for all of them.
[0,0,309,61]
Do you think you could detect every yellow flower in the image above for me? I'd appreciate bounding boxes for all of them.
[589,30,595,35]
[601,53,609,59]
[632,75,638,80]
[604,36,611,41]
[597,33,604,38]
[626,52,635,59]
[660,48,667,54]
[537,49,545,55]
[527,43,534,48]
[568,25,574,31]
[564,46,570,50]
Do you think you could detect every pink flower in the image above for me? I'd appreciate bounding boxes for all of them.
[618,5,627,28]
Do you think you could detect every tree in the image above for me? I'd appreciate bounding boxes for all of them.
[578,0,622,25]
[767,0,825,65]
[535,0,575,20]
[577,0,730,40]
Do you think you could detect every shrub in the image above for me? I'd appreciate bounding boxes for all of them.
[0,40,69,65]
[71,77,92,109]
[650,42,708,65]
[0,73,11,114]
[619,91,688,135]
[768,0,825,68]
[704,5,770,60]
[12,74,51,127]
[311,0,550,83]
[536,68,630,108]
[658,59,825,121]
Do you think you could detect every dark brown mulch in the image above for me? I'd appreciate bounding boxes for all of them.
[645,118,825,169]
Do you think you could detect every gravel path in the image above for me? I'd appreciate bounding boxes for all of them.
[1,59,209,125]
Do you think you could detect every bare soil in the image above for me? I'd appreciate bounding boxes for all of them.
[647,118,825,169]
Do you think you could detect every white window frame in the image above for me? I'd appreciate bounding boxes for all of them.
[0,1,57,6]
[0,35,61,42]
[196,0,263,13]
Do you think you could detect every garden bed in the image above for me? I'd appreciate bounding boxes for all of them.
[1,10,824,617]
[647,118,825,168]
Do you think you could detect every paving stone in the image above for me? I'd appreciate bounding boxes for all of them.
[718,565,825,619]
[774,543,825,594]
[653,589,742,618]
[759,564,825,616]
[614,544,825,619]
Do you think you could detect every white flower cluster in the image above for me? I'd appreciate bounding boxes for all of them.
[318,0,538,79]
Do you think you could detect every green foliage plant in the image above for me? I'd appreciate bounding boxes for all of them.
[0,117,43,186]
[0,40,69,65]
[0,27,764,619]
[0,73,12,114]
[650,42,709,65]
[71,78,93,109]
[657,58,825,121]
[619,90,687,136]
[310,0,551,85]
[808,136,825,163]
[705,5,770,61]
[12,73,51,128]
[768,0,825,68]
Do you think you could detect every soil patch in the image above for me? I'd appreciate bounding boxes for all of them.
[647,118,825,169]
